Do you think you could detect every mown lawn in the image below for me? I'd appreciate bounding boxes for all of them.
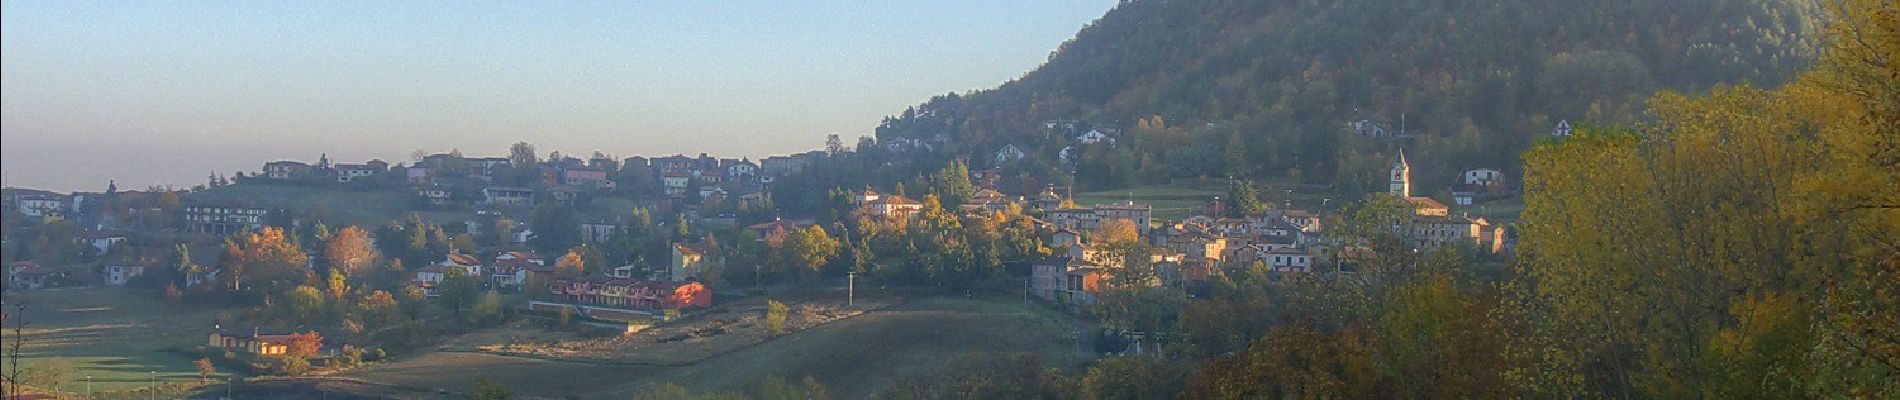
[1,288,242,395]
[339,295,1088,399]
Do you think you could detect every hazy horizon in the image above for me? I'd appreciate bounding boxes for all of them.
[0,1,1116,192]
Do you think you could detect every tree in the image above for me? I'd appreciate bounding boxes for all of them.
[825,134,845,155]
[353,290,403,331]
[437,268,481,315]
[529,204,582,256]
[231,227,313,292]
[469,289,504,325]
[553,250,586,278]
[783,226,841,282]
[280,356,311,376]
[194,358,215,383]
[508,142,537,167]
[1224,131,1249,178]
[325,226,377,276]
[287,331,323,359]
[765,300,789,335]
[932,161,976,206]
[1226,179,1269,217]
[324,268,348,302]
[1095,218,1140,245]
[283,285,327,325]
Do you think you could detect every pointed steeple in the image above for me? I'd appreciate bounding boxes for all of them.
[1389,149,1412,198]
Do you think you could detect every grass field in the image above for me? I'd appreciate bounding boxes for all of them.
[201,184,420,226]
[1074,179,1344,221]
[1,288,242,395]
[1075,181,1225,221]
[339,295,1088,399]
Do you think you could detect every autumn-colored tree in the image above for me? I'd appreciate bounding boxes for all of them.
[324,226,377,276]
[1095,218,1140,245]
[1507,2,1900,395]
[784,225,841,282]
[553,250,585,278]
[353,290,402,330]
[229,227,313,292]
[765,300,789,335]
[1184,324,1379,399]
[286,331,323,358]
[193,358,215,383]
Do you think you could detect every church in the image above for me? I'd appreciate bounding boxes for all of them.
[1386,150,1503,253]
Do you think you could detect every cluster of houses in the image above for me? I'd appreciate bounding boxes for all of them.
[253,150,832,209]
[1030,152,1510,311]
[402,242,721,323]
[990,121,1125,169]
[5,260,154,289]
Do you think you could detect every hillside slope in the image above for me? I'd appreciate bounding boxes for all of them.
[872,0,1822,193]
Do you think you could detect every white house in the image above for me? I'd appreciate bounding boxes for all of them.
[1260,247,1314,273]
[438,253,484,276]
[1553,119,1573,136]
[483,186,535,207]
[726,159,759,180]
[1463,168,1503,187]
[412,265,454,296]
[994,144,1027,166]
[103,265,146,286]
[1077,130,1110,144]
[662,172,691,196]
[77,231,127,254]
[16,196,64,217]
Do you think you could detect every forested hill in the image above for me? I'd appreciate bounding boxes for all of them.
[873,0,1822,193]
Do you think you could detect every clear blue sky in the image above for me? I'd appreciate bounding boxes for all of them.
[1,0,1116,192]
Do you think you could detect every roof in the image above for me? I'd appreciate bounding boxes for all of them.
[443,253,481,266]
[673,243,701,256]
[211,325,291,338]
[494,258,553,272]
[746,219,810,232]
[12,265,64,275]
[1405,196,1448,210]
[1095,202,1150,211]
[495,251,543,263]
[869,195,921,206]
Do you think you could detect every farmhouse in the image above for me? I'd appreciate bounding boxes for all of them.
[103,265,146,286]
[7,261,67,289]
[206,326,291,355]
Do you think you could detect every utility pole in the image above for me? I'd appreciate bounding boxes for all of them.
[846,270,856,308]
[150,370,157,400]
[86,376,92,398]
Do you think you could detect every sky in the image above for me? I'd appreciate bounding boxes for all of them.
[1,0,1116,192]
